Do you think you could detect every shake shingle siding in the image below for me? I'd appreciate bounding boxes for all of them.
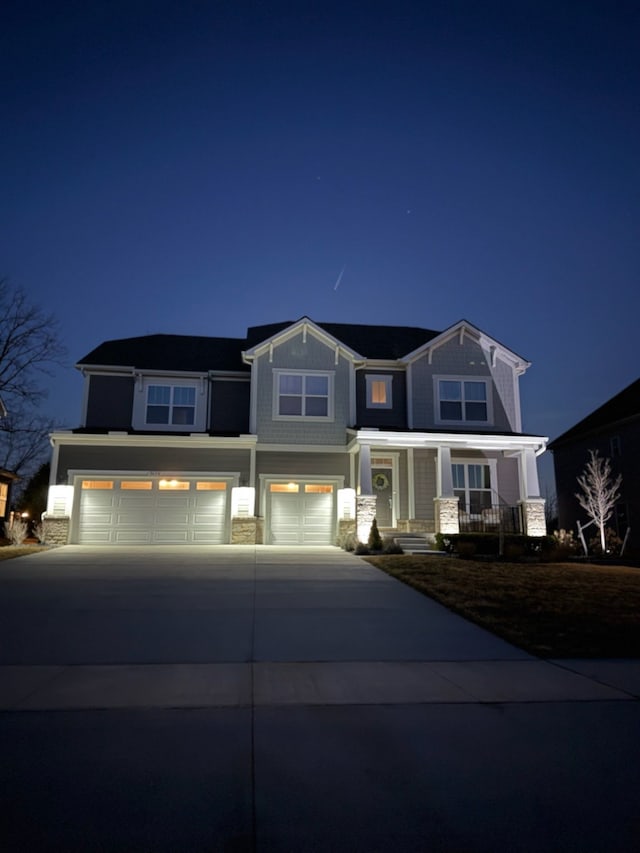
[254,331,352,445]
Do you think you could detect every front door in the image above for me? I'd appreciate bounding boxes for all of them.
[371,464,393,527]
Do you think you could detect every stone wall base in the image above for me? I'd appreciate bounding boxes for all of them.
[434,497,460,535]
[336,519,357,549]
[356,494,378,543]
[42,516,70,545]
[397,519,436,535]
[519,499,546,537]
[231,517,258,544]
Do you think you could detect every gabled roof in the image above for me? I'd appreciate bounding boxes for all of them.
[77,334,249,373]
[77,319,525,373]
[402,319,530,373]
[549,378,640,449]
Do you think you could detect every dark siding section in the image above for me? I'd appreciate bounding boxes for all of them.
[355,370,407,429]
[211,380,250,433]
[56,445,251,483]
[86,376,134,429]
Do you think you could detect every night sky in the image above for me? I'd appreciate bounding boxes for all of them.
[2,1,639,494]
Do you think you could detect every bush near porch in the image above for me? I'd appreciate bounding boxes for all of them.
[365,554,640,658]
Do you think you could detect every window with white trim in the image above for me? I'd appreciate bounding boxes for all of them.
[436,378,490,424]
[366,375,392,409]
[452,463,492,514]
[274,371,333,420]
[146,385,196,426]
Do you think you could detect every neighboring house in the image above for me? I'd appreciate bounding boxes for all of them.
[44,317,547,546]
[549,378,639,554]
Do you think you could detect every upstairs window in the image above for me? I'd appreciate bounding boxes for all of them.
[366,375,392,409]
[436,378,490,425]
[274,371,333,420]
[146,385,196,426]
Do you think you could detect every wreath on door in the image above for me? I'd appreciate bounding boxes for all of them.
[372,473,389,491]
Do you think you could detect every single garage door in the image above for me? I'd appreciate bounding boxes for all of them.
[77,478,229,544]
[268,481,335,545]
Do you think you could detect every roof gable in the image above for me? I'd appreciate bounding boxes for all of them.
[242,317,364,362]
[401,319,531,374]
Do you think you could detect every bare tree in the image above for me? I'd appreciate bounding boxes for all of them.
[0,280,66,483]
[575,450,622,552]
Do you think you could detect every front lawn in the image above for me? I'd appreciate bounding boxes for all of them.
[0,545,51,561]
[365,555,640,658]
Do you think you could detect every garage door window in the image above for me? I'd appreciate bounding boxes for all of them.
[305,484,333,493]
[120,481,153,490]
[196,481,227,490]
[270,483,299,493]
[159,479,190,490]
[82,481,113,489]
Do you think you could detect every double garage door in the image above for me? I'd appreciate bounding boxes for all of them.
[268,481,336,545]
[77,477,229,545]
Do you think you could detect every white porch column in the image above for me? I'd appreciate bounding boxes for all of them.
[436,445,454,497]
[519,448,541,499]
[359,443,372,494]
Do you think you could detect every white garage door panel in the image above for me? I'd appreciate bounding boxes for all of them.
[78,481,229,545]
[269,485,335,545]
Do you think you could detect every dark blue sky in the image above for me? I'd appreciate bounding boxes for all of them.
[2,1,639,493]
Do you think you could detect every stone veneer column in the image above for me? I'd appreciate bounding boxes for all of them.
[356,494,378,543]
[42,516,70,545]
[231,517,259,544]
[519,498,546,537]
[433,497,460,534]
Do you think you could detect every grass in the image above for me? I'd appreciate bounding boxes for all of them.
[0,544,51,561]
[365,554,640,658]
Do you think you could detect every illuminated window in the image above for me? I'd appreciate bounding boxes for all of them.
[146,385,196,426]
[120,481,153,490]
[196,481,227,491]
[158,479,190,490]
[0,483,7,517]
[305,484,333,493]
[452,463,492,514]
[436,378,490,424]
[366,375,392,409]
[270,483,299,493]
[82,480,114,489]
[274,371,333,420]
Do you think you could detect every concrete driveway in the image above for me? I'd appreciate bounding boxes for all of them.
[1,545,639,852]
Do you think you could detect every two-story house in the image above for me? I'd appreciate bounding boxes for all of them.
[43,317,547,546]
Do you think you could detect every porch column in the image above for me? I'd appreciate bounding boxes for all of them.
[358,443,372,494]
[518,448,546,536]
[434,445,459,534]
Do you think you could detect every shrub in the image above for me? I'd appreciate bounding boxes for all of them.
[4,519,28,546]
[589,527,623,556]
[456,540,477,558]
[354,542,370,555]
[368,519,383,552]
[33,521,47,545]
[382,540,404,555]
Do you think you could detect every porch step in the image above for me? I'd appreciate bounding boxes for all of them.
[392,534,447,556]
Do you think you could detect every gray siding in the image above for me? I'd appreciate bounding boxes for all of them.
[255,450,349,515]
[85,376,134,429]
[410,336,516,431]
[355,370,407,428]
[413,449,436,520]
[254,331,352,445]
[56,445,251,483]
[211,379,250,433]
[496,456,521,505]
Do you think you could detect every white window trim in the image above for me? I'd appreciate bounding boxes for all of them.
[365,374,393,409]
[434,375,493,427]
[272,369,335,422]
[132,376,208,432]
[451,458,498,514]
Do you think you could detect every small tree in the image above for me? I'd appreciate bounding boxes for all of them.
[368,518,383,552]
[575,450,622,553]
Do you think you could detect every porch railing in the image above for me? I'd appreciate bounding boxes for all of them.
[458,505,524,534]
